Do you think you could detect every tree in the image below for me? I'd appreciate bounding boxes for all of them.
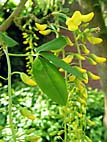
[0,0,106,141]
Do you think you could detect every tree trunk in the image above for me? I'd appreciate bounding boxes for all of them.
[77,0,107,141]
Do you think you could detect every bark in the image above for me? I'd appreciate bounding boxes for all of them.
[77,0,107,141]
[104,95,107,141]
[0,0,28,32]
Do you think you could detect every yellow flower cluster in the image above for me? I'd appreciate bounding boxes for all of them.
[66,11,94,31]
[35,23,51,35]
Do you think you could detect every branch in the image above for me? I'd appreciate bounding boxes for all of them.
[0,0,9,11]
[31,0,36,12]
[0,0,28,32]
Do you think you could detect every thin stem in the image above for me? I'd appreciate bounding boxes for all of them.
[64,118,67,142]
[11,71,21,76]
[8,53,36,57]
[3,47,16,142]
[0,76,8,80]
[73,32,82,68]
[62,49,67,142]
[0,0,28,32]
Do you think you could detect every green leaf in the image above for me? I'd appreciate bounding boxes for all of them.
[0,32,18,47]
[32,56,68,105]
[35,36,68,53]
[40,52,83,78]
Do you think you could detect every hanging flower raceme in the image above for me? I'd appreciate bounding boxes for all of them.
[66,11,94,31]
[35,23,51,35]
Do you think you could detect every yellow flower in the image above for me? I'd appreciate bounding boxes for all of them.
[88,119,95,126]
[87,36,103,45]
[82,88,88,99]
[78,97,87,106]
[59,55,73,72]
[20,107,36,120]
[22,32,28,38]
[20,72,37,86]
[69,75,76,82]
[75,54,85,60]
[87,71,100,80]
[90,54,106,63]
[73,66,87,73]
[83,72,88,84]
[82,12,94,22]
[23,40,28,44]
[81,45,90,54]
[66,37,74,46]
[66,11,82,31]
[63,55,73,64]
[59,68,64,72]
[35,23,47,31]
[39,29,51,35]
[87,57,97,65]
[66,11,94,31]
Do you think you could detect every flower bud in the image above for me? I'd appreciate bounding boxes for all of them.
[81,45,90,54]
[63,55,73,64]
[87,71,100,80]
[87,57,97,65]
[75,54,85,60]
[20,72,37,86]
[83,72,88,84]
[90,54,106,63]
[35,23,47,31]
[73,66,87,73]
[87,36,103,45]
[39,29,51,35]
[20,107,36,120]
[66,37,74,46]
[69,75,76,82]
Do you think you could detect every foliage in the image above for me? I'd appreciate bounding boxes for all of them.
[86,88,104,142]
[0,0,106,142]
[0,82,104,142]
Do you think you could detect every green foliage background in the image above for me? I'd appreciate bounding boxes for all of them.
[0,82,104,142]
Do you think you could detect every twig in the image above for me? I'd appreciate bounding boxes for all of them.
[0,0,9,11]
[3,46,16,142]
[0,0,28,32]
